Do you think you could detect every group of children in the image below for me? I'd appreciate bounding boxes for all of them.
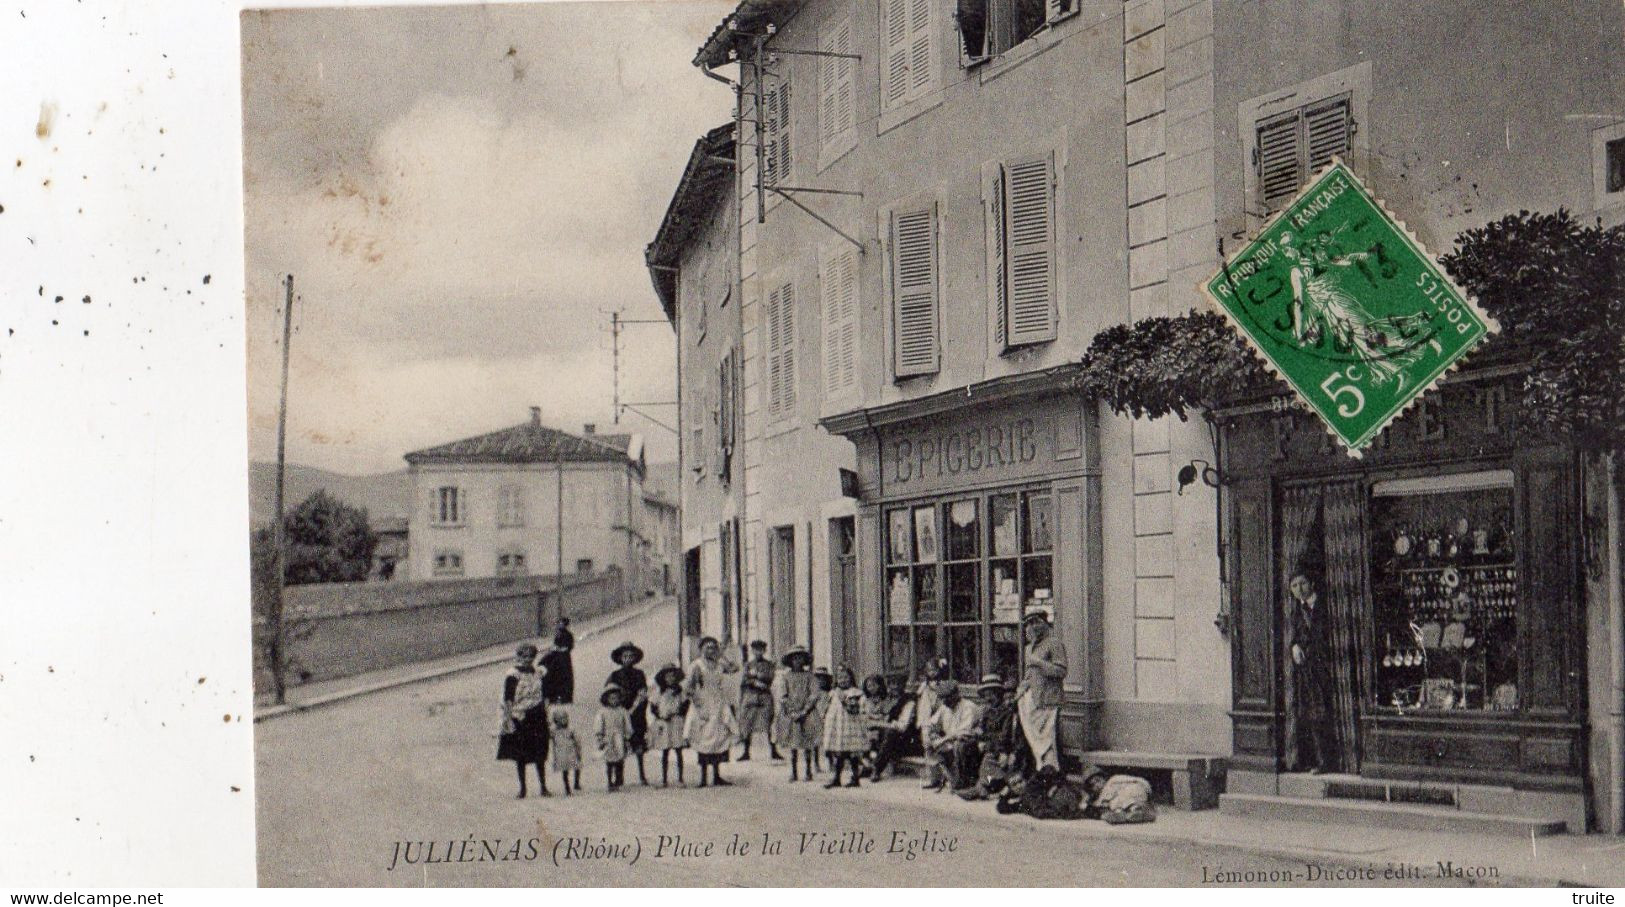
[499,637,1155,823]
[497,639,693,797]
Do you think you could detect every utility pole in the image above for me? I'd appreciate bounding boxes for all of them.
[611,312,620,424]
[556,454,565,618]
[269,274,294,705]
[608,309,678,431]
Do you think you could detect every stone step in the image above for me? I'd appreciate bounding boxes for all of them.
[1219,792,1568,837]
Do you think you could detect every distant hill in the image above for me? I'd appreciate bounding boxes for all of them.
[247,462,412,529]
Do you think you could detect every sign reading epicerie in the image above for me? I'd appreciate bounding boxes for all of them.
[890,418,1042,486]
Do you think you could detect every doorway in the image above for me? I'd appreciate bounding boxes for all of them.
[768,526,796,655]
[829,517,858,672]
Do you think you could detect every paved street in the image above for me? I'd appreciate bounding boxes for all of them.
[256,602,1471,887]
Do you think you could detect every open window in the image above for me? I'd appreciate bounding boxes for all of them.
[957,0,1075,66]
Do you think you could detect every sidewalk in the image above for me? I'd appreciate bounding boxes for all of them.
[253,595,672,722]
[722,755,1625,887]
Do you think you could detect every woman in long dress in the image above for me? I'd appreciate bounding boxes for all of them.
[682,636,739,788]
[1284,230,1426,388]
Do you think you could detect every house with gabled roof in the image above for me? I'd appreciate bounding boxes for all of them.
[402,407,660,595]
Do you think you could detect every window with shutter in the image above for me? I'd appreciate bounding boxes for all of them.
[1002,152,1056,345]
[883,0,933,110]
[1255,94,1351,212]
[766,282,797,418]
[1304,96,1351,171]
[819,18,856,151]
[988,167,1007,349]
[1256,110,1304,211]
[821,246,859,398]
[891,204,940,378]
[761,82,791,186]
[883,0,910,108]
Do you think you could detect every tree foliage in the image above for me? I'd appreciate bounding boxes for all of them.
[1439,210,1624,451]
[253,490,378,589]
[1076,309,1277,421]
[1078,211,1624,452]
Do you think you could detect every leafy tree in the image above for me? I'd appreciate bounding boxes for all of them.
[281,489,378,585]
[1075,309,1276,422]
[1439,210,1624,452]
[1078,211,1624,454]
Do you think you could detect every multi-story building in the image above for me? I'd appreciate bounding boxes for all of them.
[403,409,663,597]
[669,0,1227,757]
[660,1,1625,834]
[1197,0,1625,833]
[648,124,748,655]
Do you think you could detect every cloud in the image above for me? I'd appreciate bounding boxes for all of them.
[242,2,730,473]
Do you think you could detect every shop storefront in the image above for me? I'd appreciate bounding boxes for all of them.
[1218,368,1589,819]
[823,375,1104,753]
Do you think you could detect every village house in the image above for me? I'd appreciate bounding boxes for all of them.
[403,408,670,599]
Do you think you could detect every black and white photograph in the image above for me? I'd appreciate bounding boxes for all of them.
[4,0,1625,895]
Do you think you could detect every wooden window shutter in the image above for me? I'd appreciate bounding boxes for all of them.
[884,0,910,107]
[819,30,838,146]
[1304,95,1351,171]
[1256,108,1305,211]
[1002,152,1057,345]
[762,85,781,186]
[833,21,855,135]
[821,247,859,396]
[778,281,796,413]
[988,166,1008,349]
[774,81,792,184]
[907,0,933,97]
[766,284,784,415]
[891,204,940,377]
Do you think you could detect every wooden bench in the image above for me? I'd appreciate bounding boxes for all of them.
[1076,751,1228,811]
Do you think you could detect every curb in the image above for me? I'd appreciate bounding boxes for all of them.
[253,597,671,723]
[870,761,1566,887]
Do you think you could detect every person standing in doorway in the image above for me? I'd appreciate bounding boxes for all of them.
[683,636,740,787]
[737,640,781,761]
[1288,568,1339,774]
[608,640,650,785]
[1015,605,1067,772]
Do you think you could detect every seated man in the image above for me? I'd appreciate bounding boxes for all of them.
[922,678,983,791]
[958,674,1018,801]
[1080,769,1157,824]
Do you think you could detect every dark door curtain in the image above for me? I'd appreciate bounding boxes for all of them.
[1279,481,1368,774]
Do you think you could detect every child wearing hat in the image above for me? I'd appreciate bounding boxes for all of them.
[773,645,819,781]
[607,640,651,785]
[594,683,632,792]
[821,666,868,788]
[648,663,689,787]
[737,640,781,762]
[549,710,583,795]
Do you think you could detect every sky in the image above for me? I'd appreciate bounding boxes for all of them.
[242,0,735,474]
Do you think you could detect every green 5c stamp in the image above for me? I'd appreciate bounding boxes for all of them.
[1202,161,1498,455]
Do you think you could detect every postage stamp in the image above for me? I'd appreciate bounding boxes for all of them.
[1201,161,1498,455]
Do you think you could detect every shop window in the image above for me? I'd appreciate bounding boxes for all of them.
[957,0,1075,66]
[432,550,464,577]
[1370,471,1518,712]
[885,487,1053,685]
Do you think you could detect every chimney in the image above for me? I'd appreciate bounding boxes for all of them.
[582,423,596,435]
[529,406,541,426]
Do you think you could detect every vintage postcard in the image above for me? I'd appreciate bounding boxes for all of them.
[236,0,1625,891]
